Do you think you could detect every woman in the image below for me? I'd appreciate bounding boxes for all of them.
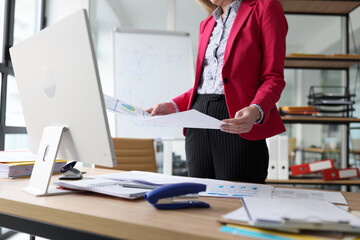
[147,0,288,183]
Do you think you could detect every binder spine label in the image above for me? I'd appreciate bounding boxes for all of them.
[309,161,332,171]
[339,169,358,178]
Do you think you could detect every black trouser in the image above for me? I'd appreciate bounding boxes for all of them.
[185,94,269,184]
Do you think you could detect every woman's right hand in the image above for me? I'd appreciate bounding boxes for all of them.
[146,102,176,116]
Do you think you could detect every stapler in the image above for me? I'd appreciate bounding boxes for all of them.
[59,161,83,180]
[144,182,210,210]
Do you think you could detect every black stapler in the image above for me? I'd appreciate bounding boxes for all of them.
[59,161,82,180]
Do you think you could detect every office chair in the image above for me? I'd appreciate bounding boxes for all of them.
[97,138,157,172]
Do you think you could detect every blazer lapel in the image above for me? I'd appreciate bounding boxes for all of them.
[223,0,256,65]
[195,18,215,85]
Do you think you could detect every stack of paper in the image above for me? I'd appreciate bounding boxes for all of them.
[271,187,347,205]
[223,197,360,233]
[55,178,150,199]
[0,151,67,178]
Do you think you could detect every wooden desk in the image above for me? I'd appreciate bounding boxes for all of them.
[1,168,360,240]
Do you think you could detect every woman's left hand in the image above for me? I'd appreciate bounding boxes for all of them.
[220,105,261,134]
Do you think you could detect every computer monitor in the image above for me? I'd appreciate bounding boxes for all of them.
[9,9,116,196]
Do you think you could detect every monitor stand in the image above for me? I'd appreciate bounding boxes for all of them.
[23,126,76,196]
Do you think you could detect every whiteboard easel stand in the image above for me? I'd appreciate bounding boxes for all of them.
[161,138,186,176]
[162,139,173,175]
[167,0,175,31]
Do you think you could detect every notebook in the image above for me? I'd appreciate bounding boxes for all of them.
[54,178,152,199]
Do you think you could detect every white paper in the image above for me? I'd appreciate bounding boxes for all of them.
[272,187,347,205]
[222,207,249,222]
[104,94,151,119]
[54,178,150,199]
[144,109,224,129]
[337,205,349,212]
[242,197,360,228]
[104,94,224,129]
[93,170,194,185]
[0,151,36,162]
[223,205,352,227]
[198,178,274,199]
[93,171,274,199]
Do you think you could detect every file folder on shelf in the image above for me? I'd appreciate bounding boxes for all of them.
[277,136,289,180]
[322,167,360,180]
[266,135,289,180]
[290,159,334,176]
[266,136,278,180]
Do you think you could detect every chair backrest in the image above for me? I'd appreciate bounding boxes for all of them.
[97,138,157,172]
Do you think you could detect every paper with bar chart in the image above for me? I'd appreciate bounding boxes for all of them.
[104,94,224,129]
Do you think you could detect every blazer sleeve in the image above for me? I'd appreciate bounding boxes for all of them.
[171,88,193,112]
[250,0,288,125]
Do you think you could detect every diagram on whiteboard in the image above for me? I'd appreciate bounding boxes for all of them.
[121,49,155,76]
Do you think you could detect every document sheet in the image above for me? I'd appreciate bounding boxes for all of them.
[240,197,360,232]
[272,187,347,205]
[104,94,224,129]
[54,178,150,199]
[92,171,274,199]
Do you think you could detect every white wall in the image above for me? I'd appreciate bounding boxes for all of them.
[0,0,4,61]
[46,0,90,26]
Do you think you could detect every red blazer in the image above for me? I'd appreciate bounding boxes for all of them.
[172,0,288,141]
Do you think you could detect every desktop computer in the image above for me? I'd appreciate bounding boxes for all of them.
[9,9,116,196]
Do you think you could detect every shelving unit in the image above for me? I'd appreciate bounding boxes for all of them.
[279,0,360,178]
[266,178,360,186]
[302,147,360,155]
[285,55,360,69]
[279,0,360,15]
[281,116,360,124]
[294,147,360,167]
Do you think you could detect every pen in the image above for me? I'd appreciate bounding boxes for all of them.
[122,182,158,190]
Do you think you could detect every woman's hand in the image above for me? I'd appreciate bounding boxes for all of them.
[146,102,176,116]
[220,105,261,134]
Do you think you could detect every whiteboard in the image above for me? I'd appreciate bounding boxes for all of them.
[113,28,194,138]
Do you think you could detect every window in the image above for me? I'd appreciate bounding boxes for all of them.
[6,75,25,127]
[0,0,5,63]
[5,134,29,150]
[13,0,41,44]
[0,0,45,150]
